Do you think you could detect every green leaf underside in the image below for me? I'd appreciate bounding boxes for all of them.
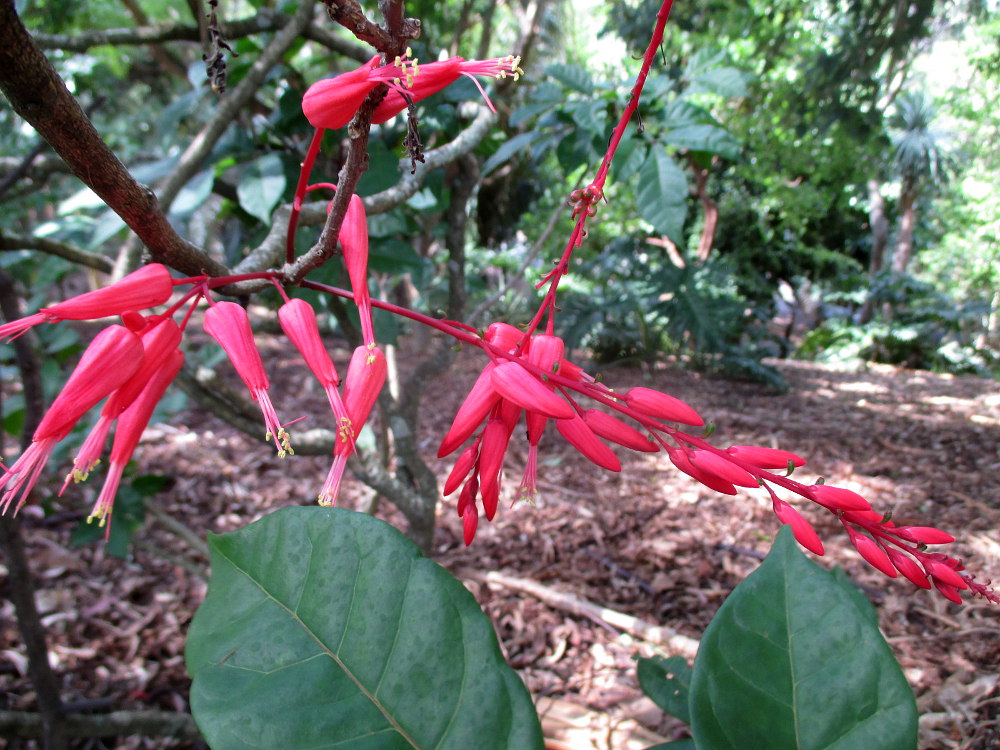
[689,526,917,750]
[186,507,542,750]
[637,655,693,724]
[636,149,687,242]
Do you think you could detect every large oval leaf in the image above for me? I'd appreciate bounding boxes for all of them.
[689,526,917,750]
[186,506,543,750]
[237,153,286,225]
[636,149,687,242]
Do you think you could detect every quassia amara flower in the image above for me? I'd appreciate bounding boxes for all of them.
[318,345,387,506]
[0,323,144,514]
[203,301,292,457]
[88,349,184,529]
[277,298,350,427]
[302,53,418,130]
[341,193,376,347]
[0,264,173,342]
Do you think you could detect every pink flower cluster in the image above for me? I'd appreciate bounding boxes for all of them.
[436,322,998,605]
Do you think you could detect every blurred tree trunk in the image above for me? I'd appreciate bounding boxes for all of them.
[891,179,918,274]
[859,178,889,323]
[689,154,718,264]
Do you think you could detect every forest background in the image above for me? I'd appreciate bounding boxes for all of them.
[1,0,999,747]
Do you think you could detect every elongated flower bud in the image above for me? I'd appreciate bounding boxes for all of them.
[689,450,758,488]
[88,350,184,526]
[668,449,737,495]
[438,363,502,457]
[623,387,703,427]
[204,301,291,457]
[302,56,382,130]
[726,445,806,470]
[479,417,510,520]
[923,559,968,590]
[810,485,871,512]
[278,298,349,425]
[886,548,931,589]
[341,194,375,347]
[893,526,956,545]
[444,444,478,496]
[485,322,523,352]
[555,413,620,472]
[0,264,173,342]
[462,502,479,546]
[490,361,573,419]
[846,527,897,578]
[583,409,658,452]
[773,501,824,555]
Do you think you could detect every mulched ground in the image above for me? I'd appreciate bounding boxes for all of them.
[2,345,999,749]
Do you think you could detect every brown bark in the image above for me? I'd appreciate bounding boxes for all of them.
[0,0,229,279]
[689,153,719,263]
[891,180,918,274]
[859,178,889,323]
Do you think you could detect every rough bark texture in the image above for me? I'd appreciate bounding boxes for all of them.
[892,181,918,274]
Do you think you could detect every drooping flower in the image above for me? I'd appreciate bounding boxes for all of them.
[277,298,350,426]
[555,412,621,471]
[0,324,144,514]
[0,264,173,342]
[490,361,573,419]
[88,349,184,527]
[318,345,387,505]
[810,484,871,512]
[623,387,703,427]
[341,193,376,347]
[772,500,824,555]
[302,54,417,130]
[583,409,658,452]
[371,55,523,123]
[63,317,182,488]
[438,362,502,457]
[844,526,898,578]
[203,301,291,457]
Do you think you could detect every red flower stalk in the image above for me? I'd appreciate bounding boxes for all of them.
[88,349,184,527]
[318,345,386,505]
[341,193,376,347]
[0,324,144,514]
[371,55,523,124]
[0,264,173,342]
[203,301,291,457]
[277,298,350,426]
[62,318,182,489]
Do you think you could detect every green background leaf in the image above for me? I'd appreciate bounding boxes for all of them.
[186,506,543,750]
[689,526,917,750]
[237,153,287,225]
[636,149,687,242]
[637,655,693,724]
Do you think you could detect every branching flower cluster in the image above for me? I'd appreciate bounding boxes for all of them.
[0,6,996,608]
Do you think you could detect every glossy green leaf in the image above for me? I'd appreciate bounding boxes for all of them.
[237,153,286,225]
[690,68,749,99]
[483,131,544,176]
[646,741,696,750]
[664,124,740,161]
[171,169,214,217]
[689,526,917,750]
[636,149,687,241]
[637,655,693,723]
[546,62,594,95]
[186,506,543,750]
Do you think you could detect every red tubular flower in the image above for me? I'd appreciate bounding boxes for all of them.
[886,548,931,589]
[726,445,806,470]
[318,345,387,506]
[0,264,173,341]
[0,324,144,514]
[341,193,375,347]
[846,526,898,578]
[923,559,968,590]
[689,450,758,488]
[810,484,872,512]
[88,349,184,527]
[203,301,291,457]
[556,413,621,472]
[438,363,502,457]
[773,501,824,555]
[478,417,511,521]
[63,318,182,488]
[302,56,386,130]
[371,55,523,124]
[583,409,658,452]
[490,361,573,419]
[623,387,703,427]
[462,502,479,546]
[517,334,565,501]
[443,444,478,496]
[277,298,350,426]
[668,449,737,495]
[893,526,956,545]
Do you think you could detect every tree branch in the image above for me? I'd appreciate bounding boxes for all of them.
[0,233,114,273]
[156,0,317,213]
[0,0,228,279]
